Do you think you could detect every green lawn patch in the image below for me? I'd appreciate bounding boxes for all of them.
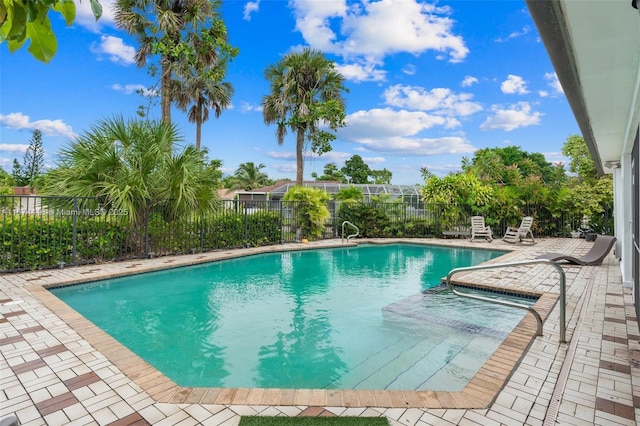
[239,416,389,426]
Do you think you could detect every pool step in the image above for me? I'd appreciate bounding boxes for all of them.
[328,315,502,391]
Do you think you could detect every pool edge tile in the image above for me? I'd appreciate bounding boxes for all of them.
[26,243,559,410]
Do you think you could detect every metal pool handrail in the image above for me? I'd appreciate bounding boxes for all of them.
[341,221,360,243]
[445,259,567,342]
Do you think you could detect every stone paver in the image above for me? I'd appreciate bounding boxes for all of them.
[1,238,638,425]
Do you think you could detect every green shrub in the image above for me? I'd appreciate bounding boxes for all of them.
[0,214,131,271]
[283,187,330,240]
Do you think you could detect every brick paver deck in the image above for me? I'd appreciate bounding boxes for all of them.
[1,238,638,425]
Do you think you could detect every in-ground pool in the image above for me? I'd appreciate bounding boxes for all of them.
[50,244,532,391]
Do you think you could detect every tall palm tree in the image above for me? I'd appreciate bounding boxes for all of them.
[228,162,271,191]
[42,116,220,225]
[173,59,234,150]
[114,0,222,124]
[262,48,347,185]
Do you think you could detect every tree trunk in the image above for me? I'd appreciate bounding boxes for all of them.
[195,101,202,150]
[161,56,172,124]
[296,127,305,185]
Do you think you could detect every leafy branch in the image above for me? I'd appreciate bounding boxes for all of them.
[1,0,102,62]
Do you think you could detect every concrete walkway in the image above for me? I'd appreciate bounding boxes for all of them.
[1,238,638,425]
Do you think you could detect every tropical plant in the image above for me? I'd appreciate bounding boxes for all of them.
[283,186,330,240]
[40,116,220,225]
[0,168,15,208]
[464,145,560,186]
[262,47,348,185]
[370,168,392,184]
[172,23,237,149]
[173,59,234,150]
[421,172,495,229]
[227,162,272,191]
[560,134,613,230]
[11,158,26,187]
[311,162,346,182]
[334,186,364,202]
[341,155,371,184]
[1,0,102,63]
[115,0,233,123]
[22,129,45,187]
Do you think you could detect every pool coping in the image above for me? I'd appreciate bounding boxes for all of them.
[26,240,558,409]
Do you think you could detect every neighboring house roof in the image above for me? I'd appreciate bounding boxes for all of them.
[217,189,241,200]
[13,186,36,195]
[243,179,296,194]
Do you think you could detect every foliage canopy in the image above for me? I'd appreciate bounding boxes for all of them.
[1,0,102,62]
[263,47,348,185]
[41,116,221,225]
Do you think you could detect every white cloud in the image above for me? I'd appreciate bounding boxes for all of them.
[461,76,478,87]
[363,156,385,164]
[544,72,564,94]
[382,85,482,117]
[501,74,529,95]
[272,163,297,173]
[336,108,475,156]
[243,0,260,21]
[0,112,77,139]
[334,61,386,82]
[341,1,467,61]
[266,151,296,160]
[239,102,263,113]
[495,26,530,42]
[0,144,29,153]
[0,157,13,170]
[92,35,136,65]
[538,90,549,98]
[291,0,347,52]
[111,83,156,97]
[266,150,351,164]
[75,0,116,32]
[291,0,469,78]
[402,64,416,76]
[342,108,448,139]
[350,135,475,156]
[480,102,542,131]
[308,151,352,163]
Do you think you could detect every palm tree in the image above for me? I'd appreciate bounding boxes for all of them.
[114,0,223,124]
[228,162,272,191]
[262,48,347,185]
[42,116,220,225]
[173,60,234,150]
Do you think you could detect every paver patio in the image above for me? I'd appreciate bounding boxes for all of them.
[1,237,638,425]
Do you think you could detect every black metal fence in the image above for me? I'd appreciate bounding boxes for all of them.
[0,195,613,273]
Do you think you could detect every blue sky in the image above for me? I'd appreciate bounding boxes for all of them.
[0,0,579,185]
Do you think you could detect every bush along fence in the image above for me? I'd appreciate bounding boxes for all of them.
[0,195,613,273]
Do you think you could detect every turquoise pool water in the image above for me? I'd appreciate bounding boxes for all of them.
[51,244,529,391]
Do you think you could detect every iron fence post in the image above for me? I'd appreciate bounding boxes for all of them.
[144,205,149,258]
[243,202,248,246]
[280,201,284,244]
[72,197,77,265]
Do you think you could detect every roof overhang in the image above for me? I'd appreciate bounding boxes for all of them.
[526,0,640,174]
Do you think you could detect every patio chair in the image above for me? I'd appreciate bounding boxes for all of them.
[469,216,493,242]
[503,216,535,244]
[535,235,616,266]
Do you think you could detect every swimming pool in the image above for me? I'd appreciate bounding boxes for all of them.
[50,244,530,391]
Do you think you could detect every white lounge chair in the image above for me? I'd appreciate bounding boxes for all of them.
[503,216,535,244]
[469,216,493,242]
